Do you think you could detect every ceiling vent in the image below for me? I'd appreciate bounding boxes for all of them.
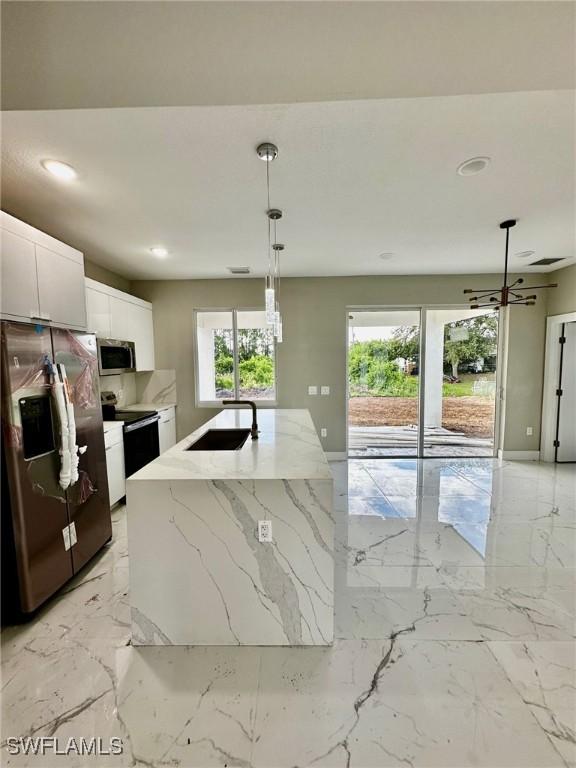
[227,266,250,275]
[529,257,565,266]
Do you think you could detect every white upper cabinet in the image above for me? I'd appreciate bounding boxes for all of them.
[85,278,155,372]
[0,229,40,319]
[36,245,87,328]
[0,212,86,329]
[85,285,112,337]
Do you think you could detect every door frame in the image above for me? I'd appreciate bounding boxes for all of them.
[345,304,501,459]
[540,311,576,462]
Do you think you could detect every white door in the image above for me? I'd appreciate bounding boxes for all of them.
[556,322,576,462]
[0,229,40,319]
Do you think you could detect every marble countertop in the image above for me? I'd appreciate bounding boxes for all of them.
[128,408,332,481]
[122,402,176,412]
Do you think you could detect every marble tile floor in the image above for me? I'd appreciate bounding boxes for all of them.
[2,458,575,767]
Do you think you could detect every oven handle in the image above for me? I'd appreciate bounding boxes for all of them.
[123,414,160,433]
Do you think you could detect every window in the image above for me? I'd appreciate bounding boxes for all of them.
[195,309,276,405]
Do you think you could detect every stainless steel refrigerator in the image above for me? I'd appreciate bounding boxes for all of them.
[1,321,112,617]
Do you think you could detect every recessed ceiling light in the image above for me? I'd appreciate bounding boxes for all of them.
[457,157,491,176]
[150,247,168,258]
[378,252,395,260]
[41,159,77,181]
[515,250,535,259]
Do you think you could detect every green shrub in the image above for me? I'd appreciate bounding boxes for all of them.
[215,354,234,375]
[215,374,234,391]
[239,355,274,388]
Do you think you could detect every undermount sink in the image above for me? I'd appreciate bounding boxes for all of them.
[186,428,251,451]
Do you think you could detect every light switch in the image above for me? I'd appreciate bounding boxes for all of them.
[308,386,318,396]
[321,386,330,396]
[321,428,327,438]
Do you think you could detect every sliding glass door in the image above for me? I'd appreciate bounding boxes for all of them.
[347,307,499,458]
[347,310,421,457]
[421,308,499,458]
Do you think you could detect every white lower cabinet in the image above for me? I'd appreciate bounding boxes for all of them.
[158,407,177,454]
[104,428,126,506]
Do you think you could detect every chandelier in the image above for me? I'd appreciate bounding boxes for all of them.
[464,219,557,309]
[257,142,284,342]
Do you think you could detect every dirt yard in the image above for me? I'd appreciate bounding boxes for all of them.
[349,396,495,438]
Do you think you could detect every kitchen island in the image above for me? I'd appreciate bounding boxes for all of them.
[126,408,334,646]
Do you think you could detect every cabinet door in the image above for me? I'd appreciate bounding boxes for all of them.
[86,287,111,336]
[110,297,155,371]
[36,245,87,328]
[105,441,126,506]
[136,306,155,371]
[109,296,132,342]
[0,229,40,319]
[159,414,176,453]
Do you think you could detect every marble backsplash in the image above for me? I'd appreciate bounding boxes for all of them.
[135,369,177,405]
[99,369,176,408]
[99,372,137,407]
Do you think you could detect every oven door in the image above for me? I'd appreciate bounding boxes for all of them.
[123,415,160,477]
[97,339,136,375]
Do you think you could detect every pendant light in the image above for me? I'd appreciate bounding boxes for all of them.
[273,242,284,341]
[464,219,557,309]
[257,142,285,341]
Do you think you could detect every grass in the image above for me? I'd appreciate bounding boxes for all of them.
[349,373,496,398]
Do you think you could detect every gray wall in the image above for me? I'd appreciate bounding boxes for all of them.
[133,272,550,454]
[85,259,132,294]
[547,263,576,316]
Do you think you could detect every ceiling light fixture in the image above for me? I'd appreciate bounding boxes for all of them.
[457,157,490,176]
[515,250,535,259]
[150,247,168,258]
[378,252,395,261]
[257,142,284,342]
[463,220,557,309]
[41,159,77,181]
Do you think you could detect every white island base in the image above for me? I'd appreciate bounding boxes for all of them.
[127,409,334,646]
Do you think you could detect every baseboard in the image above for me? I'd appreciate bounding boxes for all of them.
[498,450,541,461]
[325,452,347,460]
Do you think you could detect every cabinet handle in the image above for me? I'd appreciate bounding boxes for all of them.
[30,311,51,321]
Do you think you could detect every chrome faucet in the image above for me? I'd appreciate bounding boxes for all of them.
[222,399,259,439]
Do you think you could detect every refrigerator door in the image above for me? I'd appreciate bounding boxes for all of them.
[1,322,74,613]
[51,328,112,573]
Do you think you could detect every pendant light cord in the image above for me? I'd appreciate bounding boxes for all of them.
[503,225,509,290]
[266,159,272,277]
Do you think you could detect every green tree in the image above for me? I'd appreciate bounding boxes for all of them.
[443,315,498,377]
[391,326,420,363]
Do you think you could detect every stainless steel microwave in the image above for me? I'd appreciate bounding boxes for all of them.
[97,338,136,375]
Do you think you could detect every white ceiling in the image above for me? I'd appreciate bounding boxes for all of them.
[3,2,574,111]
[2,90,574,280]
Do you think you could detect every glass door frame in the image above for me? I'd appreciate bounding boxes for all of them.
[346,304,501,459]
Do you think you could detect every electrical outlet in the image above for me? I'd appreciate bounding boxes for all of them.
[308,385,318,396]
[321,428,327,438]
[526,426,533,436]
[320,386,330,396]
[258,520,273,543]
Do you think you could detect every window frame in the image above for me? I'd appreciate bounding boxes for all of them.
[193,307,278,408]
